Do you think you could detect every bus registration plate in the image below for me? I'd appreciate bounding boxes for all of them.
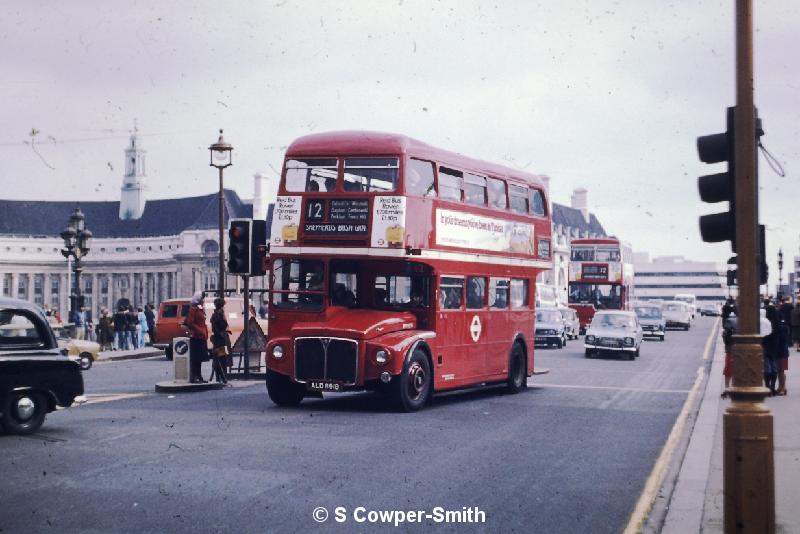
[308,381,342,392]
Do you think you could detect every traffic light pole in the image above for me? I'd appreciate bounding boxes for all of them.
[724,1,774,532]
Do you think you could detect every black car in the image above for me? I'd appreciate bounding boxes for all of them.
[0,297,84,435]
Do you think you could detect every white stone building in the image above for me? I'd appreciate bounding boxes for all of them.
[633,253,728,303]
[0,131,271,322]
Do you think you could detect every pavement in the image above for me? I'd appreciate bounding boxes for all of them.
[95,346,164,362]
[657,334,800,533]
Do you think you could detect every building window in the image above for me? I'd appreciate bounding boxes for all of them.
[17,276,27,299]
[33,275,44,306]
[2,274,10,297]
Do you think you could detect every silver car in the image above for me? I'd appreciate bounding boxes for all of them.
[584,310,643,360]
[558,306,580,340]
[662,301,691,330]
[535,307,567,348]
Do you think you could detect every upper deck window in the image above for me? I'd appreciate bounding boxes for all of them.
[509,184,529,214]
[530,188,546,217]
[595,248,621,262]
[438,167,462,201]
[343,157,398,193]
[405,159,436,197]
[487,178,507,209]
[463,173,487,206]
[285,158,338,192]
[571,247,595,261]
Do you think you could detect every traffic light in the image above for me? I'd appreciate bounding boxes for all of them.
[697,106,736,251]
[227,219,251,275]
[250,220,267,276]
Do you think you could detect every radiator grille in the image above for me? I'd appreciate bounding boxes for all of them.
[294,337,357,384]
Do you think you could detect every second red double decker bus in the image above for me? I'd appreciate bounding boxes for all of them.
[567,237,634,333]
[265,131,553,410]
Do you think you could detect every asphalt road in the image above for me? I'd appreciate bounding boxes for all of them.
[0,317,718,534]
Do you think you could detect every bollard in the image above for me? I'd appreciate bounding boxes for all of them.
[172,337,190,382]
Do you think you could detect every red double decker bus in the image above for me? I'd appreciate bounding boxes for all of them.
[567,237,634,332]
[265,131,553,410]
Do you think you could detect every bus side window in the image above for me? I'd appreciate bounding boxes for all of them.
[509,184,529,214]
[466,276,486,309]
[530,188,546,217]
[439,277,464,310]
[487,177,507,209]
[489,278,509,309]
[463,173,487,206]
[438,167,462,201]
[406,159,436,197]
[510,279,529,309]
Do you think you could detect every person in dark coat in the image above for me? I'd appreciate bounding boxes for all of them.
[763,306,780,395]
[113,306,127,350]
[210,297,231,384]
[126,306,139,349]
[185,291,209,383]
[98,308,115,351]
[144,304,156,346]
[792,297,800,352]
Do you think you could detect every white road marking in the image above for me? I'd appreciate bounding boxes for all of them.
[534,383,691,394]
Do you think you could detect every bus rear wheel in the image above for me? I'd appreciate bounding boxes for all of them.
[506,343,526,393]
[266,370,305,407]
[393,349,431,412]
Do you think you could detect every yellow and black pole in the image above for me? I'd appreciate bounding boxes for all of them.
[724,1,775,532]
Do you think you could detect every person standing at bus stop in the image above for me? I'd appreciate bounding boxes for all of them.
[185,291,209,383]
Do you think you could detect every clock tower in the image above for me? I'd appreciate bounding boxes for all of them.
[119,125,147,220]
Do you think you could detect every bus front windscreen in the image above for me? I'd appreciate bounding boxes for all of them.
[271,258,325,310]
[569,283,621,309]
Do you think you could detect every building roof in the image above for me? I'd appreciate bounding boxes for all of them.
[0,190,253,239]
[552,203,606,236]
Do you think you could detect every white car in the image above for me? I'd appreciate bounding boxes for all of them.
[558,306,580,340]
[584,310,643,360]
[673,293,697,319]
[662,301,692,330]
[535,307,567,348]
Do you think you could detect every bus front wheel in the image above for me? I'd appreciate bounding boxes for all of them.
[506,343,527,393]
[266,370,305,407]
[393,349,431,412]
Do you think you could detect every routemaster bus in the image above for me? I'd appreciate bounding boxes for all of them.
[265,131,553,411]
[567,237,634,333]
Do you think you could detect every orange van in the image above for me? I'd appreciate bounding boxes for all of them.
[154,297,268,359]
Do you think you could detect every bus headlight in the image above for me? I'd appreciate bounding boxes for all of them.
[375,349,388,365]
[272,345,284,359]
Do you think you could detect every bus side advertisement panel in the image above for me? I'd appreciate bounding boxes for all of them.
[435,208,535,255]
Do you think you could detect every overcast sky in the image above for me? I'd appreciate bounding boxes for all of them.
[2,1,798,287]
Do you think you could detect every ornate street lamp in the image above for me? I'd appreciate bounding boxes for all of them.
[60,207,92,334]
[209,129,233,298]
[778,248,784,298]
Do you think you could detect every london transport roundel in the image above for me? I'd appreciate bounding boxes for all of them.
[175,340,189,355]
[470,315,482,342]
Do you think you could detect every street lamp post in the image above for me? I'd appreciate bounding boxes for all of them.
[209,129,233,299]
[60,208,93,336]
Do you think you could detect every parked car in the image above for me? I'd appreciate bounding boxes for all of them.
[535,307,567,348]
[0,297,84,435]
[61,338,101,370]
[662,301,692,330]
[558,306,580,340]
[584,310,643,360]
[634,303,666,341]
[154,296,268,359]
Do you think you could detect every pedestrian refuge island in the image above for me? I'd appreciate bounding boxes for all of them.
[154,337,224,393]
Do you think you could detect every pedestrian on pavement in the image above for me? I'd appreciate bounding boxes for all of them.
[210,297,231,384]
[126,305,139,349]
[791,296,800,352]
[258,299,268,320]
[113,305,127,350]
[137,307,149,349]
[775,298,791,396]
[70,306,86,340]
[721,307,737,398]
[85,308,94,341]
[144,304,156,346]
[185,291,209,383]
[763,306,779,395]
[99,308,114,351]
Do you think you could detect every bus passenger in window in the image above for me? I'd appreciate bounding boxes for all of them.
[325,178,337,192]
[307,180,320,192]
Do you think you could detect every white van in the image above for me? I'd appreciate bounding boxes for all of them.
[673,293,697,319]
[536,284,559,308]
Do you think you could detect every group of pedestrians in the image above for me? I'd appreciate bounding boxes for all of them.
[721,294,799,398]
[95,303,157,351]
[184,291,232,384]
